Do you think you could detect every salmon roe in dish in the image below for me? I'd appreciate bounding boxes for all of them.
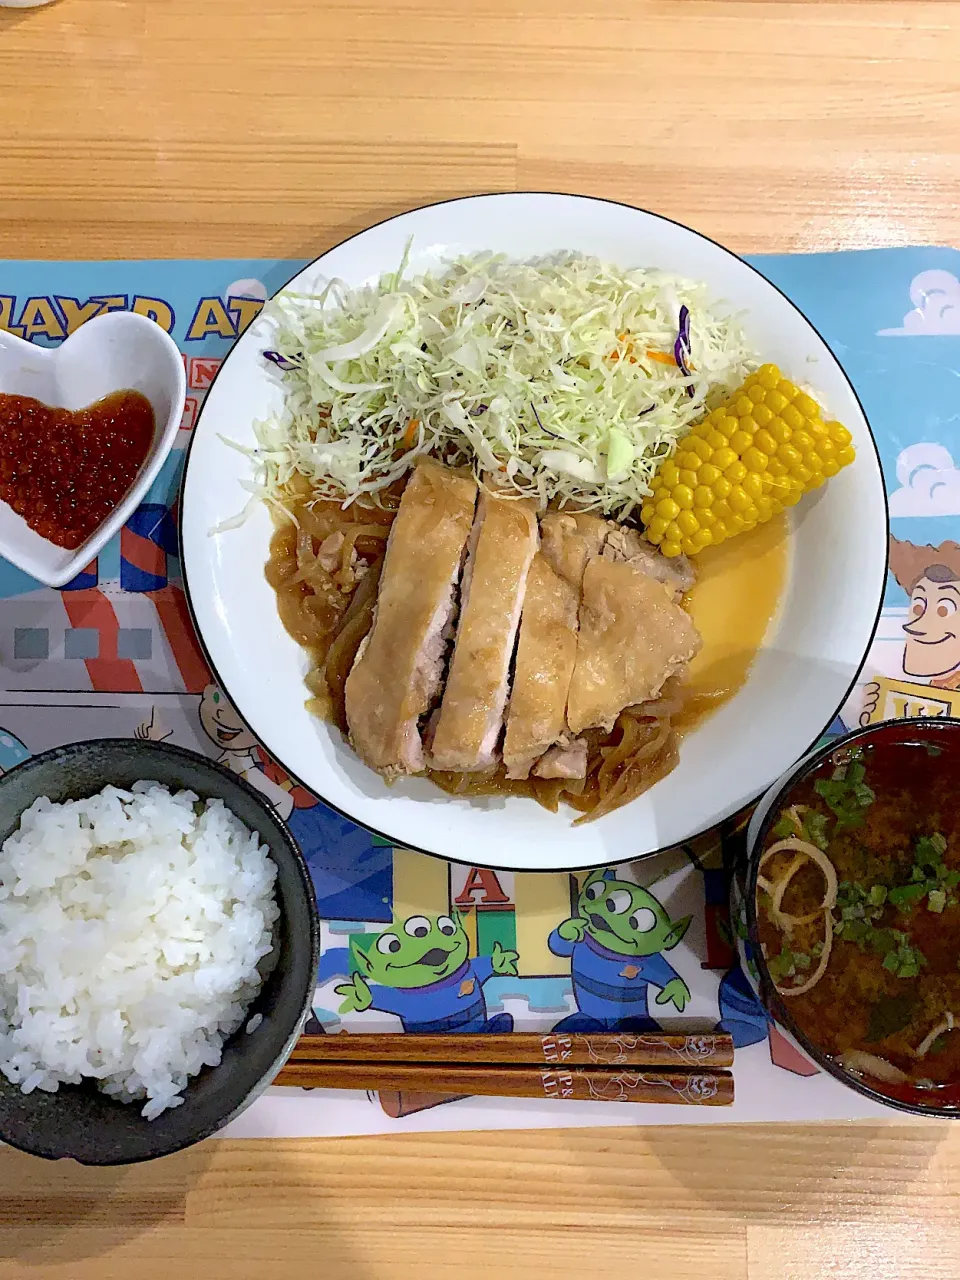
[0,390,155,550]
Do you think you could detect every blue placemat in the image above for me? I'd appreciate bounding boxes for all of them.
[1,247,957,1130]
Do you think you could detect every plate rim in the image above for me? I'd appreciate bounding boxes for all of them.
[178,189,889,873]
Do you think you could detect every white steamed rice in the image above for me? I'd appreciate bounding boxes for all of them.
[0,782,279,1120]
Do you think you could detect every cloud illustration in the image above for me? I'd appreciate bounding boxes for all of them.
[889,442,960,516]
[878,269,960,336]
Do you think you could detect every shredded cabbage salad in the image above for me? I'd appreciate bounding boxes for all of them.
[247,251,757,520]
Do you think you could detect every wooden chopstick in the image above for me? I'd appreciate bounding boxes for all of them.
[291,1030,734,1070]
[275,1060,734,1106]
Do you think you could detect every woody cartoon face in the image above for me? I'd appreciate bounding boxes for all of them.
[903,573,960,678]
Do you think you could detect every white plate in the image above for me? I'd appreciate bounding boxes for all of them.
[180,193,887,872]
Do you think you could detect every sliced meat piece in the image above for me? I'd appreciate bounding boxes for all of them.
[539,512,608,584]
[430,493,539,773]
[567,556,702,735]
[532,739,588,780]
[502,512,605,779]
[602,526,696,595]
[344,460,477,777]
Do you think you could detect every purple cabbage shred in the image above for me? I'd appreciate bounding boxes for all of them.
[673,305,695,397]
[263,350,299,370]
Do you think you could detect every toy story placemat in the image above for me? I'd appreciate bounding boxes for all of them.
[0,247,957,1135]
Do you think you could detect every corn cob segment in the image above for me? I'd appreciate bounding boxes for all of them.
[641,364,856,557]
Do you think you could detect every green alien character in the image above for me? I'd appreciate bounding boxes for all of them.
[548,868,691,1033]
[335,911,519,1033]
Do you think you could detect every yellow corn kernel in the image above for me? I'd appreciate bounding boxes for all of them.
[782,404,805,430]
[677,509,700,536]
[754,428,778,456]
[729,486,752,514]
[729,429,753,455]
[674,485,695,510]
[828,421,852,446]
[641,365,855,555]
[742,446,769,473]
[742,471,765,501]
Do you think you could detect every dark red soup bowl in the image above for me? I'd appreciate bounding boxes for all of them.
[735,717,960,1117]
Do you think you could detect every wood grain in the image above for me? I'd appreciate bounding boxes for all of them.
[1,1124,959,1278]
[1,0,958,260]
[1,0,960,1275]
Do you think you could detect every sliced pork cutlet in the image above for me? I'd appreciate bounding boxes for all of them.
[429,493,539,773]
[344,460,477,777]
[566,554,702,736]
[502,512,606,779]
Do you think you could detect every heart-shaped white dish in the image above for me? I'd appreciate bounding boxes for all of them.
[0,311,185,587]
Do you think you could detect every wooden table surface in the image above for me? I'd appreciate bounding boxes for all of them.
[1,0,960,1276]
